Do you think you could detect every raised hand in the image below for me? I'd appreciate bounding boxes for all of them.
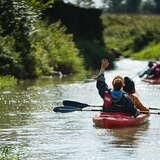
[101,58,109,70]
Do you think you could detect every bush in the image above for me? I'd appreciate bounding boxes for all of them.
[0,76,17,90]
[29,21,85,75]
[0,36,21,76]
[133,42,160,59]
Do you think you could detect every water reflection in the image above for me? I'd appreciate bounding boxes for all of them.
[94,122,150,160]
[107,123,149,148]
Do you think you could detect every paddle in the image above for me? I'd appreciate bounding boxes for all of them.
[140,111,160,115]
[53,106,102,113]
[53,106,80,113]
[63,100,97,108]
[53,106,160,115]
[63,100,160,111]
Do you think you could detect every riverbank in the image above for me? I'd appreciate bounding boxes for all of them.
[102,14,160,60]
[0,70,93,91]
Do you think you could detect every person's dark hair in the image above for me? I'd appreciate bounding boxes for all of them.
[123,77,135,94]
[148,61,154,68]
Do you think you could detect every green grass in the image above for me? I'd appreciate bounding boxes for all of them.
[133,42,160,59]
[0,76,17,90]
[102,14,160,60]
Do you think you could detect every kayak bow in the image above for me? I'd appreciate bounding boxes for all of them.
[142,78,160,84]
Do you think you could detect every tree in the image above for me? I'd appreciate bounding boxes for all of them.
[124,0,141,13]
[102,0,124,12]
[141,0,155,13]
[0,0,38,78]
[154,0,160,13]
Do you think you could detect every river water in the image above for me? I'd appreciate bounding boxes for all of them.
[0,59,160,160]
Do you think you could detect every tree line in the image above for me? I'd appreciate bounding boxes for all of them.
[0,0,85,79]
[73,0,160,14]
[0,0,159,80]
[102,0,160,13]
[0,0,111,80]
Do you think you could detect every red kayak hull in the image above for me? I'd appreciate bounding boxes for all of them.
[92,112,149,129]
[142,78,160,84]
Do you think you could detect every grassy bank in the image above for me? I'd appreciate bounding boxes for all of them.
[0,76,17,90]
[102,14,160,60]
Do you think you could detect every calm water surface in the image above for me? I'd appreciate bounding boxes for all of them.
[0,59,160,160]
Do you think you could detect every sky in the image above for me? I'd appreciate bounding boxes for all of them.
[93,0,103,7]
[67,0,103,8]
[67,0,147,8]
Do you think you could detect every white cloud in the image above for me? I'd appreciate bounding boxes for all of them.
[66,0,103,8]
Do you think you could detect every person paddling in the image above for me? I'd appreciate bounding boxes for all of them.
[139,61,160,78]
[123,77,149,112]
[96,58,139,117]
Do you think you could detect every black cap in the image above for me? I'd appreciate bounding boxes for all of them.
[148,61,154,68]
[123,77,135,94]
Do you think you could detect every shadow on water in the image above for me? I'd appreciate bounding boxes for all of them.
[93,122,150,159]
[107,123,149,148]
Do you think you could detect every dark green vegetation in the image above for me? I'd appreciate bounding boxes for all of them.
[0,76,17,90]
[42,1,110,70]
[102,14,160,60]
[0,0,110,83]
[0,0,86,80]
[0,0,160,88]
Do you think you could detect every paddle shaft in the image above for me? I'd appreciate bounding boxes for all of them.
[63,100,160,111]
[80,109,102,111]
[149,107,160,111]
[54,106,160,115]
[79,110,160,115]
[140,111,160,115]
[80,110,160,114]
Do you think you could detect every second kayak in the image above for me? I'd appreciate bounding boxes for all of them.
[93,112,149,129]
[142,77,160,84]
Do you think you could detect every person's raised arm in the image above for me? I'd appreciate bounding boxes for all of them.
[96,58,110,98]
[97,58,109,77]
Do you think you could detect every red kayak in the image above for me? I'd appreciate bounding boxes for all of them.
[142,78,160,84]
[92,112,149,129]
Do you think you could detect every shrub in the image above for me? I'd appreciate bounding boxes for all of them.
[133,42,160,59]
[29,21,85,75]
[0,76,17,90]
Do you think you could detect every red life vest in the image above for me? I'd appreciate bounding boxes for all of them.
[103,91,112,108]
[152,64,160,77]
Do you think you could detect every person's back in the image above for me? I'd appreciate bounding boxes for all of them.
[152,63,160,78]
[96,58,139,117]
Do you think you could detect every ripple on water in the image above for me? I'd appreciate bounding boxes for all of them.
[0,59,160,160]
